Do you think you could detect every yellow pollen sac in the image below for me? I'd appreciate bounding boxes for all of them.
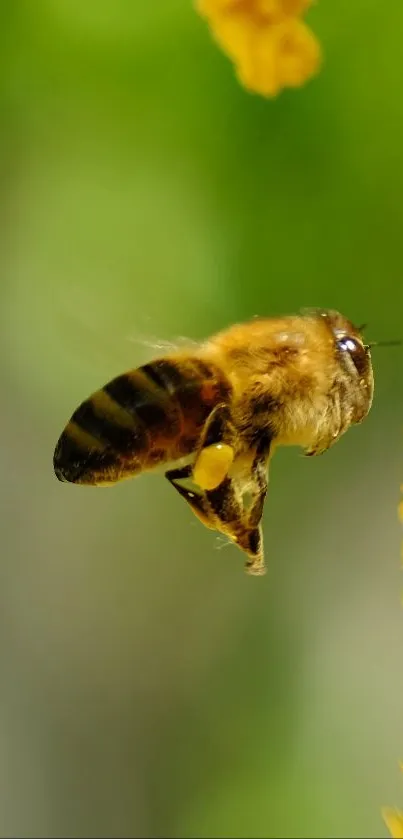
[193,443,235,490]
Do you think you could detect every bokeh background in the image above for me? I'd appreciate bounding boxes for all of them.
[1,1,403,836]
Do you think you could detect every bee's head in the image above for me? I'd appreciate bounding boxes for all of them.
[304,308,375,423]
[325,310,372,378]
[304,308,371,371]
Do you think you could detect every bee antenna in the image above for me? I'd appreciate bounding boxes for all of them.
[366,339,403,349]
[357,322,367,332]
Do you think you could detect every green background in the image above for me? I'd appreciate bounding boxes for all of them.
[1,1,403,836]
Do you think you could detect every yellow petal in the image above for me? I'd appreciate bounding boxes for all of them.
[205,8,256,65]
[195,0,321,97]
[278,0,313,14]
[398,500,403,523]
[237,26,282,96]
[276,18,322,88]
[383,808,403,839]
[256,0,284,19]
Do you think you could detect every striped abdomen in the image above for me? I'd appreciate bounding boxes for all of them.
[53,356,232,485]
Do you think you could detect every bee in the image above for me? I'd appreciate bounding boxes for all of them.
[54,308,375,576]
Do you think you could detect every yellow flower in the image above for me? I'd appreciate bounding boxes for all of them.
[383,808,403,839]
[197,0,322,97]
[384,766,403,838]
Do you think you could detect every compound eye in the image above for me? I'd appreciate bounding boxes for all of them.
[338,336,368,377]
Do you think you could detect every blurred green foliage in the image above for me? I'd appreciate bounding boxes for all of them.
[1,1,403,836]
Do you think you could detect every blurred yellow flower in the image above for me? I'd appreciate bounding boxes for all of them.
[383,808,403,838]
[196,0,322,97]
[383,765,403,838]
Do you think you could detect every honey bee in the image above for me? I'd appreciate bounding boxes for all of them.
[54,308,374,576]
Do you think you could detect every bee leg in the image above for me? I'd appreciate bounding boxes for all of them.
[236,438,271,575]
[192,404,236,491]
[205,478,266,577]
[236,525,266,577]
[246,440,270,529]
[197,403,234,450]
[167,452,269,577]
[165,465,216,530]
